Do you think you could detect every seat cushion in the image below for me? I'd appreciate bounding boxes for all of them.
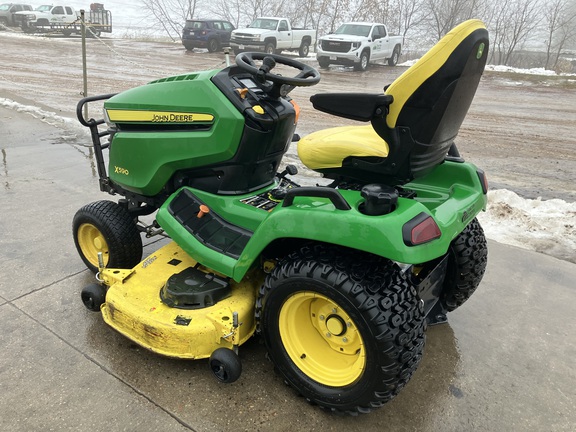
[298,125,389,170]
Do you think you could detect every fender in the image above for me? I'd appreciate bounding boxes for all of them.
[157,161,486,282]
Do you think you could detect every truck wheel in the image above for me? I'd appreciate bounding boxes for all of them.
[207,38,219,53]
[388,46,400,66]
[264,42,276,55]
[258,244,425,415]
[317,57,330,69]
[73,200,143,273]
[0,17,8,26]
[354,50,370,71]
[62,29,72,37]
[298,41,310,57]
[441,218,488,311]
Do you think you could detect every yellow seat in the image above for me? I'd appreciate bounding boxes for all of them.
[298,125,388,170]
[298,19,489,184]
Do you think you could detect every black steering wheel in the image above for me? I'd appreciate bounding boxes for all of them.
[235,52,320,97]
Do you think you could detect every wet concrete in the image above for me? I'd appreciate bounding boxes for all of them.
[1,104,575,431]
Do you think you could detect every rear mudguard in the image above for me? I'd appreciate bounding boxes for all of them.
[157,160,486,282]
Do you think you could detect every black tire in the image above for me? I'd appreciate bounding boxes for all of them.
[81,283,107,312]
[209,348,242,383]
[388,46,400,66]
[317,57,330,69]
[298,41,310,57]
[264,42,276,55]
[258,244,425,415]
[441,218,488,311]
[62,29,72,37]
[0,17,8,26]
[354,50,370,71]
[207,38,219,53]
[72,200,143,273]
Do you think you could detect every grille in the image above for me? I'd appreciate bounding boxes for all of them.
[321,40,352,53]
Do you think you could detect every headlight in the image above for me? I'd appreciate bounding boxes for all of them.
[351,42,360,50]
[103,107,115,128]
[24,13,36,20]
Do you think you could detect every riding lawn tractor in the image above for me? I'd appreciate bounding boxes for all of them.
[73,20,489,415]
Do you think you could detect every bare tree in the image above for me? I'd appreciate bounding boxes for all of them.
[487,0,542,65]
[424,0,481,39]
[542,0,576,70]
[141,0,199,41]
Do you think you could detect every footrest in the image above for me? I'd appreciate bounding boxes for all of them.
[167,188,253,259]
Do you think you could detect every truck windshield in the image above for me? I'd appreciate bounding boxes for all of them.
[36,5,53,12]
[334,24,371,37]
[0,5,11,11]
[249,18,278,30]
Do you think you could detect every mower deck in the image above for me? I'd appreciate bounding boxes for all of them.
[99,241,260,359]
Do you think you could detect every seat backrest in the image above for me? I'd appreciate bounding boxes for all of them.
[377,19,489,178]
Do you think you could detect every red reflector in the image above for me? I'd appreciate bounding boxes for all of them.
[403,213,442,246]
[411,218,441,244]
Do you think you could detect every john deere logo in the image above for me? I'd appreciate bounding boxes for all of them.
[106,110,214,124]
[476,43,485,60]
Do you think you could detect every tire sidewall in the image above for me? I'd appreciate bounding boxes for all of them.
[261,250,424,412]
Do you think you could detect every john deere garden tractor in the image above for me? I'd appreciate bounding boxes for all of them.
[73,20,489,415]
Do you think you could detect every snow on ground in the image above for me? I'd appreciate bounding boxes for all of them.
[478,190,576,263]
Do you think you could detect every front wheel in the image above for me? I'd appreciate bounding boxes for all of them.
[354,50,370,71]
[317,57,330,69]
[73,200,143,273]
[264,42,275,54]
[259,244,425,415]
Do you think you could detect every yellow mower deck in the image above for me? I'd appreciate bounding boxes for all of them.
[98,242,261,359]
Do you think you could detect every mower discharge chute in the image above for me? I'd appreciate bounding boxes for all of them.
[74,20,489,415]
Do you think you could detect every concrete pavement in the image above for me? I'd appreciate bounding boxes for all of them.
[1,105,575,431]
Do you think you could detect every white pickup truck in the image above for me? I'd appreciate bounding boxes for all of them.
[317,22,402,71]
[230,17,316,57]
[16,3,111,36]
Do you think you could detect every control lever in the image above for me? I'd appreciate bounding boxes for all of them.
[256,56,277,84]
[278,164,298,179]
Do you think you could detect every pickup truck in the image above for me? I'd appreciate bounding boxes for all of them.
[316,22,402,71]
[230,17,316,57]
[16,3,111,37]
[0,3,32,27]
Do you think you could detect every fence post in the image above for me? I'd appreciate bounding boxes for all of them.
[81,9,88,120]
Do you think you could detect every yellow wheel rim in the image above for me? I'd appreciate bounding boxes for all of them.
[77,223,109,268]
[279,292,366,386]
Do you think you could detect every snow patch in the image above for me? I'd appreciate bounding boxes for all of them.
[478,190,576,263]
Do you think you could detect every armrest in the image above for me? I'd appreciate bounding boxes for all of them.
[310,93,393,121]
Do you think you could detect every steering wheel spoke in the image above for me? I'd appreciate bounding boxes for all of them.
[235,52,320,97]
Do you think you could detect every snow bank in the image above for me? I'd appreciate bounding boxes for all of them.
[478,190,576,263]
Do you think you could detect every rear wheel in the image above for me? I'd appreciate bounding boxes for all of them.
[62,29,72,37]
[441,218,488,311]
[259,244,425,415]
[73,200,143,273]
[207,38,219,53]
[354,50,370,71]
